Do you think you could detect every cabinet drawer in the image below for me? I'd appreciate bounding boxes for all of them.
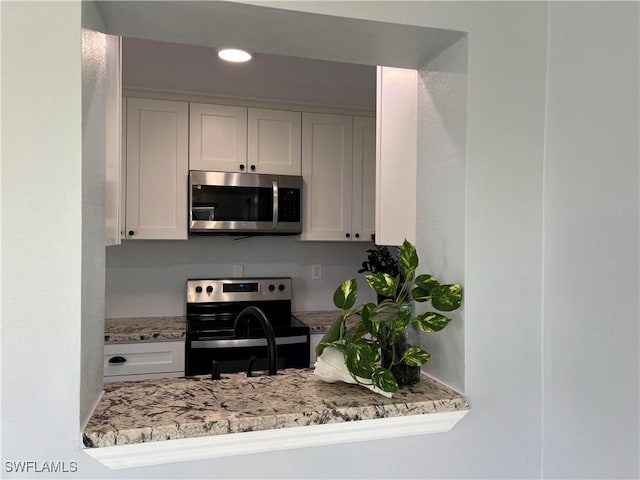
[104,341,185,378]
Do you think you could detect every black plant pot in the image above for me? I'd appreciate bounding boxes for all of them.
[380,336,421,387]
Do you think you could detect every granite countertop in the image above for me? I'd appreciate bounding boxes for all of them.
[293,311,348,334]
[104,312,338,342]
[104,317,186,343]
[84,368,468,448]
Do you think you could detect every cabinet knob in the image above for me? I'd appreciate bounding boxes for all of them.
[108,356,127,364]
[250,165,256,171]
[345,233,351,238]
[128,230,134,236]
[239,164,245,171]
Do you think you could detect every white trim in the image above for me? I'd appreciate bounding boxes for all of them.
[84,409,468,470]
[122,87,375,118]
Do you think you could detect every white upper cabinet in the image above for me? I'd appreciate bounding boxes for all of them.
[301,113,354,241]
[189,103,247,172]
[190,104,302,175]
[248,108,302,175]
[375,66,417,246]
[301,113,376,242]
[352,116,376,242]
[125,98,189,240]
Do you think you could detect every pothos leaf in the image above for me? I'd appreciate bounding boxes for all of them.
[345,339,379,379]
[333,278,358,310]
[365,273,397,298]
[344,320,368,343]
[415,311,452,332]
[372,368,398,393]
[412,275,440,302]
[360,303,377,335]
[315,314,345,357]
[369,302,401,323]
[398,239,418,280]
[402,347,431,366]
[415,274,439,291]
[430,284,463,312]
[388,308,412,337]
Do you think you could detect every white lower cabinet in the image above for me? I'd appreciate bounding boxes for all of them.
[104,341,185,382]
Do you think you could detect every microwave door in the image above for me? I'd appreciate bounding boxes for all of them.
[189,172,276,233]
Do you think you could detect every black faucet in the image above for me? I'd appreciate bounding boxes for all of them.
[233,306,277,376]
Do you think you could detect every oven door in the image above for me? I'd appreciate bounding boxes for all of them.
[190,171,277,233]
[185,335,310,376]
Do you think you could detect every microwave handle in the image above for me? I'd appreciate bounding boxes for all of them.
[272,179,278,228]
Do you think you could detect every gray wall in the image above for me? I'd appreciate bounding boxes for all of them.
[542,2,640,477]
[1,1,638,479]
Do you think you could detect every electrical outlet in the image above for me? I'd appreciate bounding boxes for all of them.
[311,264,322,280]
[233,264,244,277]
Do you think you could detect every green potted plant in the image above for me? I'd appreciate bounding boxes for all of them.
[357,239,402,303]
[315,239,463,394]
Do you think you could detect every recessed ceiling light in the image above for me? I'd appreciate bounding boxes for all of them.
[218,48,252,63]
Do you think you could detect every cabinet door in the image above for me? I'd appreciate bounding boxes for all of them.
[301,113,353,241]
[248,108,302,175]
[190,103,247,172]
[352,116,376,242]
[125,98,188,240]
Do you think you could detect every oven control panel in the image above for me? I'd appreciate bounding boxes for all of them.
[187,277,292,303]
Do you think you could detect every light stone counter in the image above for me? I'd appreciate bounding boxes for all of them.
[104,317,186,343]
[294,310,349,334]
[104,312,334,342]
[83,368,468,448]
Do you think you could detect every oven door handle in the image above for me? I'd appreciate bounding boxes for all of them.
[190,335,308,349]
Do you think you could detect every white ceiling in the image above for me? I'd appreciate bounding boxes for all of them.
[101,1,464,109]
[122,37,377,110]
[98,1,464,66]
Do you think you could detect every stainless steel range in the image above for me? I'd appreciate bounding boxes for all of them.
[185,277,310,376]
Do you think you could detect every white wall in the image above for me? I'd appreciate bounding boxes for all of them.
[416,36,468,392]
[1,0,84,469]
[1,1,638,479]
[542,2,640,477]
[106,238,377,316]
[81,3,109,427]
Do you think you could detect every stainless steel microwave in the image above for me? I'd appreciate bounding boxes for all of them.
[189,171,303,235]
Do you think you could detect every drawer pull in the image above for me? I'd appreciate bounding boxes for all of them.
[108,356,127,364]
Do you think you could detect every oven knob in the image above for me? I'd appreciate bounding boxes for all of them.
[195,286,202,293]
[278,284,285,292]
[206,285,213,293]
[268,284,275,292]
